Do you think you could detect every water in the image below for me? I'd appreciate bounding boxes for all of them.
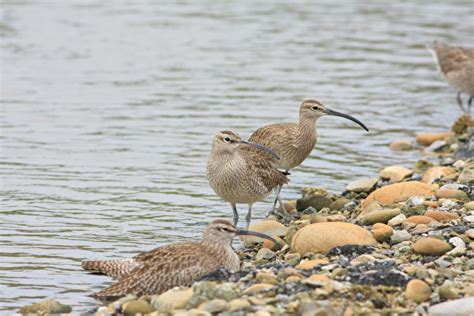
[1,0,473,312]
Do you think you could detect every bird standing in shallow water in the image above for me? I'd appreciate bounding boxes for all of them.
[81,219,274,298]
[429,41,474,113]
[248,99,369,215]
[207,130,288,229]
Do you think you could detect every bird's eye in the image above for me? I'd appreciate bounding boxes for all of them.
[311,106,319,110]
[221,227,229,232]
[223,137,231,142]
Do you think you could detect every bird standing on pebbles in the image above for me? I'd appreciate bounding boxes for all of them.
[81,219,275,298]
[207,130,289,229]
[429,41,474,113]
[248,99,369,215]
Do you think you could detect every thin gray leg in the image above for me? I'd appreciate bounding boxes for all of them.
[231,203,239,227]
[468,96,472,114]
[245,204,252,230]
[268,184,283,216]
[457,91,467,113]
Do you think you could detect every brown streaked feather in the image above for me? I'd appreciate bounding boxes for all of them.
[434,43,474,75]
[81,258,141,279]
[92,242,236,298]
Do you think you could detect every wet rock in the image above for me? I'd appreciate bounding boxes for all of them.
[346,178,378,193]
[255,272,278,285]
[436,188,469,200]
[428,297,474,316]
[297,300,343,316]
[416,131,454,146]
[329,198,351,211]
[426,140,449,152]
[371,223,393,242]
[405,215,433,225]
[387,213,406,226]
[152,288,193,312]
[458,162,474,183]
[362,181,434,209]
[18,299,72,315]
[291,222,377,254]
[296,259,328,270]
[327,245,374,258]
[198,299,228,313]
[284,253,301,266]
[389,140,413,151]
[447,237,466,256]
[296,194,332,212]
[405,279,431,303]
[465,201,474,210]
[413,237,452,255]
[242,220,287,246]
[255,248,275,261]
[361,208,401,224]
[414,159,434,173]
[422,166,456,184]
[438,283,459,300]
[262,236,285,251]
[123,300,154,316]
[228,298,251,312]
[391,230,411,243]
[379,165,413,183]
[424,210,459,222]
[243,283,274,295]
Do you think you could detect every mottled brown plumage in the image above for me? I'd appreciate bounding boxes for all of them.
[249,100,368,215]
[82,220,274,298]
[430,41,474,113]
[207,130,288,228]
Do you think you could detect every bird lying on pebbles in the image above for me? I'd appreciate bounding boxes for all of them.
[81,219,275,298]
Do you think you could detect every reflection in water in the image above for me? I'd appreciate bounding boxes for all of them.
[1,0,472,312]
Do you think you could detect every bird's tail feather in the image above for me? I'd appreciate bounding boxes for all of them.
[81,258,139,279]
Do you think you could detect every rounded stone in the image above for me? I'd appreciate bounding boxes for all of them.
[243,283,274,295]
[422,166,456,184]
[424,210,459,222]
[241,220,287,246]
[255,248,275,261]
[389,140,413,151]
[123,300,154,316]
[413,237,452,255]
[198,299,228,313]
[296,259,329,270]
[416,131,454,146]
[296,195,332,212]
[291,222,377,254]
[18,299,72,315]
[371,223,393,242]
[152,288,193,312]
[262,236,285,251]
[362,208,401,224]
[228,299,251,312]
[435,188,468,200]
[405,279,431,303]
[465,201,474,210]
[362,181,435,209]
[379,165,413,183]
[405,215,433,225]
[346,178,379,193]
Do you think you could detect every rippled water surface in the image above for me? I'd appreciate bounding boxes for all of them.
[1,0,473,312]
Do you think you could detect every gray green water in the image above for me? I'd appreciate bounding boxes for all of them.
[1,0,473,312]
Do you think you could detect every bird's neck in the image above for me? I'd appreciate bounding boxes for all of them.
[296,115,317,146]
[201,238,235,252]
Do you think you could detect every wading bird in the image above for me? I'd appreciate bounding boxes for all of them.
[248,99,369,215]
[207,130,288,228]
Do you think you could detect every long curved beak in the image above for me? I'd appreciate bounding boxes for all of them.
[324,108,369,132]
[238,140,281,160]
[236,229,276,243]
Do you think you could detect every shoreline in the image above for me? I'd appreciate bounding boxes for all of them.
[19,114,473,315]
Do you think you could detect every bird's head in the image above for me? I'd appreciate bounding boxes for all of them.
[299,99,369,131]
[211,130,280,159]
[203,219,276,245]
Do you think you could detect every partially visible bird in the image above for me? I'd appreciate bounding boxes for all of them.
[207,130,288,229]
[429,41,474,113]
[248,99,369,215]
[82,219,274,298]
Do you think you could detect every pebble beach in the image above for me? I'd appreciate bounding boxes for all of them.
[19,115,474,315]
